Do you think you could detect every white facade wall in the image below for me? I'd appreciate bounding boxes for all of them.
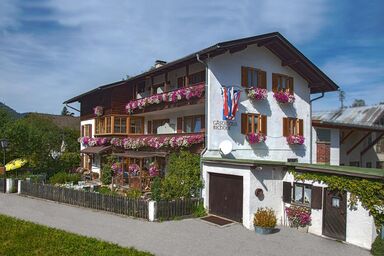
[80,119,101,174]
[205,45,311,163]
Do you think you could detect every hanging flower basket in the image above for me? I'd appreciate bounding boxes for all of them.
[247,87,268,100]
[246,133,266,144]
[149,162,159,177]
[285,205,312,228]
[273,91,295,104]
[93,106,104,116]
[286,135,305,145]
[128,163,140,176]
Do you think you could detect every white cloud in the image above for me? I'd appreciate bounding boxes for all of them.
[1,0,331,113]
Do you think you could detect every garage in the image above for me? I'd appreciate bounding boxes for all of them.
[209,173,243,222]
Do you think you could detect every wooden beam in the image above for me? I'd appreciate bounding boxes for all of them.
[347,132,371,155]
[341,130,354,144]
[361,132,384,156]
[229,45,247,54]
[282,59,299,66]
[257,39,275,47]
[209,49,227,58]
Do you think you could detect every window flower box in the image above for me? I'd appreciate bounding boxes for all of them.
[247,87,268,100]
[125,83,205,113]
[286,135,305,145]
[285,205,312,229]
[78,136,109,147]
[93,106,104,116]
[246,133,266,144]
[273,91,295,104]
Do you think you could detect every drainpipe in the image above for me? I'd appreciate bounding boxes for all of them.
[309,92,325,164]
[196,53,208,199]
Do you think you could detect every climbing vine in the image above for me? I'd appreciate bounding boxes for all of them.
[290,170,384,230]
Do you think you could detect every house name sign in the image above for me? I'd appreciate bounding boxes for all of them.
[212,120,237,130]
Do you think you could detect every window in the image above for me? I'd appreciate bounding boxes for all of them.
[241,113,267,135]
[317,129,331,142]
[95,117,111,134]
[129,117,144,134]
[293,183,312,205]
[376,137,384,153]
[183,115,204,133]
[177,77,185,88]
[151,119,170,134]
[349,161,360,167]
[283,117,303,137]
[272,73,294,93]
[241,66,266,88]
[81,124,92,137]
[114,117,127,134]
[152,83,164,95]
[188,70,205,86]
[136,81,146,94]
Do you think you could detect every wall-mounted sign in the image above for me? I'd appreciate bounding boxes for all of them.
[212,120,237,130]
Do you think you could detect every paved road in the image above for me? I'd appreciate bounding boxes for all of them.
[0,193,370,256]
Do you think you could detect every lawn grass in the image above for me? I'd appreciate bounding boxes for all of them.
[0,214,153,256]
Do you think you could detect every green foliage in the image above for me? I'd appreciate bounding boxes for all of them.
[253,207,277,228]
[96,186,118,196]
[371,236,384,256]
[0,214,152,256]
[49,171,81,185]
[159,151,203,200]
[58,152,81,172]
[150,177,162,201]
[101,155,117,185]
[192,202,207,218]
[291,170,384,229]
[126,188,142,199]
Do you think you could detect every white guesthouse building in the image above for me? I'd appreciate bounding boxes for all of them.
[65,32,381,249]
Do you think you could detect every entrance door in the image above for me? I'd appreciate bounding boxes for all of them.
[209,173,243,222]
[323,189,347,241]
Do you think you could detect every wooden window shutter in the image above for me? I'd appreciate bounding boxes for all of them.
[81,126,85,137]
[260,115,267,135]
[283,117,289,137]
[177,117,183,133]
[241,66,248,87]
[282,182,292,203]
[241,113,247,134]
[272,73,278,92]
[147,121,152,134]
[288,77,294,93]
[298,119,304,136]
[311,186,323,209]
[258,70,267,89]
[88,125,92,137]
[201,115,205,132]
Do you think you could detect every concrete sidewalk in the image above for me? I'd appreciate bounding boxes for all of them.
[0,193,370,256]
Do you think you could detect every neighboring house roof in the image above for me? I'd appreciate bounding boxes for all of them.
[313,105,384,131]
[26,113,80,130]
[64,32,339,104]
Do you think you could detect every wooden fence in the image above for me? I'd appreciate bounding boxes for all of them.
[156,198,203,220]
[0,178,5,193]
[20,181,148,219]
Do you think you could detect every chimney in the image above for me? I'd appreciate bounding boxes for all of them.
[154,60,167,68]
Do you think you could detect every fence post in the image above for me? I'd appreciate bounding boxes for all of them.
[17,180,22,194]
[5,178,14,193]
[148,200,157,221]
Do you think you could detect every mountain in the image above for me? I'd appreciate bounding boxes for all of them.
[0,102,23,118]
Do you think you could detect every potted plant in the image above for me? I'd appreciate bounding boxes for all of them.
[93,106,103,116]
[253,207,277,234]
[285,205,312,232]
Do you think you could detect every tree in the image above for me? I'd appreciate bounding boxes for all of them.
[351,99,366,107]
[61,106,73,116]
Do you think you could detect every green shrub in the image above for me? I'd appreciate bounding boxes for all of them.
[253,207,277,228]
[126,188,142,199]
[58,152,80,172]
[101,155,117,185]
[193,202,207,218]
[96,186,118,196]
[49,171,81,185]
[150,177,162,201]
[371,236,384,256]
[160,151,203,200]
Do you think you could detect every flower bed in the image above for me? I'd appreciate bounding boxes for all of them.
[285,205,311,228]
[79,134,204,149]
[246,133,266,144]
[93,106,103,116]
[125,83,205,113]
[273,91,295,104]
[247,87,267,100]
[286,135,305,145]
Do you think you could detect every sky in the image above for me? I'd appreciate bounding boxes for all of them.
[0,0,383,114]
